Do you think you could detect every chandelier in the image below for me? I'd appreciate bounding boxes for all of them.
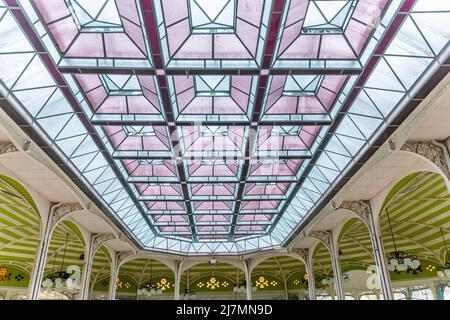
[137,260,165,297]
[385,208,421,274]
[437,227,450,278]
[41,233,81,295]
[233,280,257,293]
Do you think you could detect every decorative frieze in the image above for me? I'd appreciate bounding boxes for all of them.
[0,142,18,154]
[308,230,333,249]
[93,233,116,252]
[338,200,371,226]
[401,142,450,180]
[50,202,84,228]
[116,250,135,266]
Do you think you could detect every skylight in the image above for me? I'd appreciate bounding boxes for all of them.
[189,0,236,34]
[271,126,300,136]
[194,76,231,97]
[199,126,229,137]
[125,126,156,136]
[201,160,227,166]
[302,0,356,34]
[66,0,124,33]
[2,0,448,254]
[100,75,142,96]
[138,160,165,165]
[283,75,323,96]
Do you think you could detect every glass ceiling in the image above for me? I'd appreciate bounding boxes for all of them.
[0,0,449,254]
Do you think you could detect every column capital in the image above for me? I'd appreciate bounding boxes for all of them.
[92,233,116,253]
[401,141,450,180]
[50,202,84,228]
[116,250,135,266]
[339,200,371,226]
[293,248,309,263]
[0,142,18,154]
[309,230,333,249]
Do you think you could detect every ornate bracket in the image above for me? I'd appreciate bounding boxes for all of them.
[0,142,18,155]
[338,200,371,226]
[309,230,333,250]
[49,202,84,229]
[92,233,116,253]
[401,142,450,180]
[294,248,309,264]
[116,250,135,267]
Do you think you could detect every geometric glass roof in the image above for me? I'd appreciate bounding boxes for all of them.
[0,0,449,255]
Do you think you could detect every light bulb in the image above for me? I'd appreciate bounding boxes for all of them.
[403,258,412,266]
[397,264,406,272]
[387,264,396,272]
[437,271,445,278]
[445,269,450,278]
[390,258,398,266]
[411,259,420,269]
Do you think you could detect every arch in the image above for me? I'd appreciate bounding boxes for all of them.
[180,258,246,275]
[396,148,450,194]
[311,241,333,277]
[117,256,175,297]
[89,245,112,299]
[40,219,87,300]
[180,261,245,296]
[0,174,42,298]
[251,255,308,299]
[337,218,375,273]
[118,254,176,275]
[376,171,450,285]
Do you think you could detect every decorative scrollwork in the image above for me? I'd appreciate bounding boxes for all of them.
[309,230,333,249]
[401,142,450,180]
[0,142,18,154]
[116,250,135,266]
[338,200,371,226]
[93,233,116,252]
[50,202,84,228]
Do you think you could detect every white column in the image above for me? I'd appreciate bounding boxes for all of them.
[306,254,316,300]
[329,235,345,300]
[79,233,94,300]
[367,205,394,300]
[174,260,182,300]
[27,208,53,300]
[244,260,252,300]
[108,253,118,300]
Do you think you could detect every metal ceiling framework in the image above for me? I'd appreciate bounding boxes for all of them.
[0,0,449,254]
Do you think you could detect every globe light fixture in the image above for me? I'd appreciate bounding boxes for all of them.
[385,208,421,274]
[437,228,450,279]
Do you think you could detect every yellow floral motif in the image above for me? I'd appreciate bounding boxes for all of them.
[222,281,229,288]
[255,276,269,289]
[0,268,7,276]
[197,281,204,288]
[293,279,300,285]
[425,265,436,272]
[207,277,220,289]
[157,277,171,289]
[270,280,278,287]
[116,277,131,289]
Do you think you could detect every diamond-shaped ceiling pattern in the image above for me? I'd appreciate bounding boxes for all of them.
[0,0,449,254]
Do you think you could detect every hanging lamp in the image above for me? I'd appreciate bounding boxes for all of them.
[437,227,450,278]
